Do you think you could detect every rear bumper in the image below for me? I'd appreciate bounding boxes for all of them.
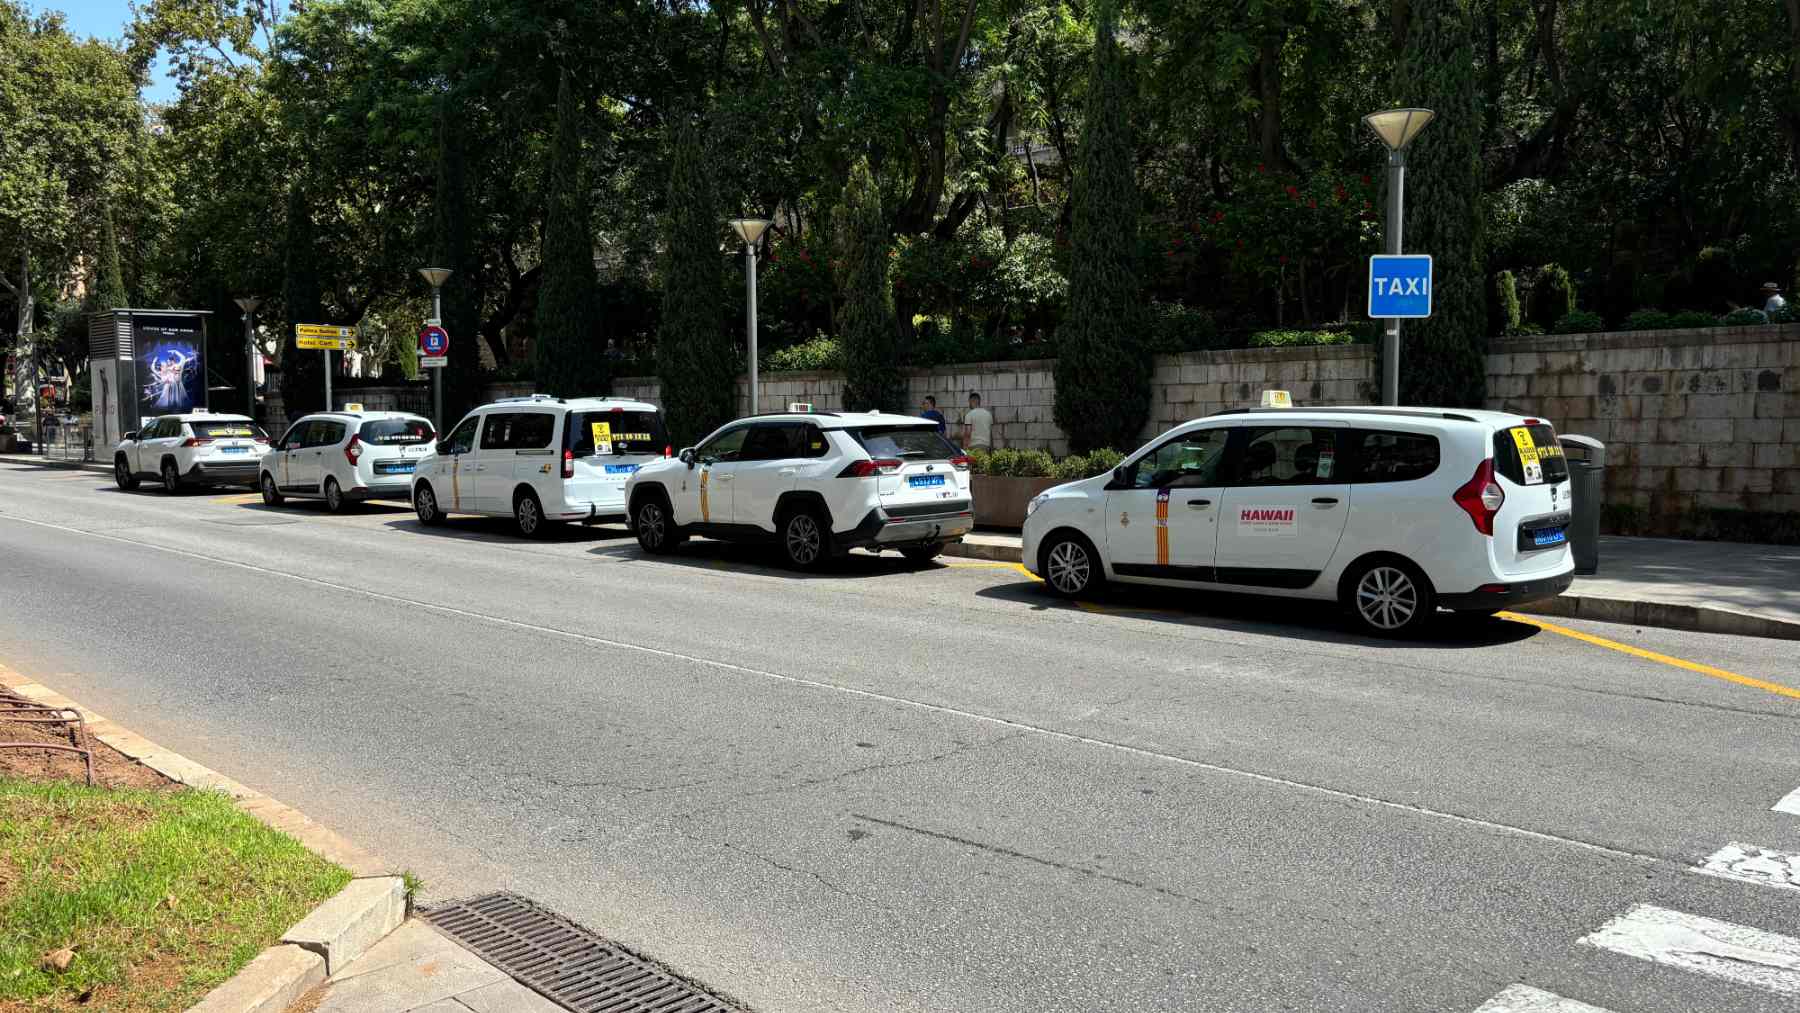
[841,508,974,549]
[561,499,628,524]
[348,478,415,500]
[186,460,262,485]
[1439,570,1575,611]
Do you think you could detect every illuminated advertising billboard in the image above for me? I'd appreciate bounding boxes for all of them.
[133,315,207,418]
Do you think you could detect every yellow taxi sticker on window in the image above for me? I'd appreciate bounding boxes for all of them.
[1509,426,1544,485]
[590,421,613,454]
[609,433,652,442]
[210,427,254,437]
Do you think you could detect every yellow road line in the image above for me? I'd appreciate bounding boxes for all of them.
[1502,612,1800,702]
[946,560,1037,579]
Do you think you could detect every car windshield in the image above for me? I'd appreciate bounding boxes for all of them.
[851,425,961,459]
[360,418,435,445]
[192,421,268,440]
[567,410,670,456]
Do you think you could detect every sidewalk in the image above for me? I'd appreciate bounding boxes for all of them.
[947,532,1800,641]
[301,919,559,1012]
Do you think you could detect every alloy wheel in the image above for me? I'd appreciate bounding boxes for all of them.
[161,463,178,493]
[261,474,280,505]
[637,503,665,549]
[1046,539,1091,595]
[785,513,822,566]
[325,479,343,512]
[416,486,438,523]
[516,496,540,536]
[1356,565,1418,631]
[115,459,130,488]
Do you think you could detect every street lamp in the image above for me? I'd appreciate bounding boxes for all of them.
[1362,107,1433,407]
[418,267,452,431]
[233,297,260,418]
[727,218,771,415]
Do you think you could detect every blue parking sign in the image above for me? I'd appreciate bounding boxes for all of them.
[1368,255,1433,319]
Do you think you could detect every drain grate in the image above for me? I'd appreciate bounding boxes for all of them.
[422,892,739,1013]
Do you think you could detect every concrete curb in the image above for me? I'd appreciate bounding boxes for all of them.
[0,665,406,1013]
[0,453,113,475]
[943,538,1800,641]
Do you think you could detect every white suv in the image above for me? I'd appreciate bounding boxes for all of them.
[114,411,271,492]
[625,411,974,569]
[1021,406,1576,635]
[261,411,437,512]
[410,395,671,536]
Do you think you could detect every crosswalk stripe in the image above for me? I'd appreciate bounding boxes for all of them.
[1696,842,1800,893]
[1580,904,1800,996]
[1473,984,1619,1012]
[1774,786,1800,816]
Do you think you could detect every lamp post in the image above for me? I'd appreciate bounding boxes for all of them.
[1361,107,1434,406]
[233,297,260,418]
[727,218,771,415]
[418,267,452,431]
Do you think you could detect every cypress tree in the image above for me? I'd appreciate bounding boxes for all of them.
[655,121,734,446]
[533,68,608,398]
[280,180,326,413]
[837,158,903,413]
[1393,0,1487,406]
[433,92,485,422]
[1052,0,1150,453]
[94,200,128,310]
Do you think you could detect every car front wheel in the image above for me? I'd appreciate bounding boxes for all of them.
[260,473,284,505]
[1040,532,1100,598]
[633,497,684,553]
[1346,559,1435,637]
[114,457,139,490]
[414,483,444,525]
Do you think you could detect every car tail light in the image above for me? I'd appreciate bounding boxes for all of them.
[562,448,575,479]
[253,436,269,444]
[839,458,902,478]
[344,434,363,465]
[181,437,213,447]
[664,445,672,458]
[1453,459,1505,535]
[950,455,972,472]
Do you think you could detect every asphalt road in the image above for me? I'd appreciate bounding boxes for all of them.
[2,458,1798,1013]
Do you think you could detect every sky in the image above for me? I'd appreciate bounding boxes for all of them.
[39,0,180,103]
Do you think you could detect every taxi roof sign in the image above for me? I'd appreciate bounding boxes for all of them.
[1260,389,1294,408]
[789,402,814,412]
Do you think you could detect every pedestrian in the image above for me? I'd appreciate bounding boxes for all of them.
[962,391,994,451]
[1763,282,1788,315]
[919,395,946,435]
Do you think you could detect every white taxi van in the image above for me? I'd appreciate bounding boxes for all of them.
[1021,401,1575,635]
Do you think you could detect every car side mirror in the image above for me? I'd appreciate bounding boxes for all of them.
[679,447,696,468]
[123,431,137,441]
[1108,465,1131,488]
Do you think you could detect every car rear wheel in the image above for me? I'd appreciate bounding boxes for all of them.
[114,456,138,490]
[260,473,284,505]
[633,497,683,554]
[1040,532,1100,598]
[1346,558,1435,637]
[900,544,943,565]
[160,460,180,494]
[414,483,444,525]
[322,477,347,513]
[780,507,831,571]
[513,491,546,538]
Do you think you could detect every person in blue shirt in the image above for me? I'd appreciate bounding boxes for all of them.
[919,395,947,435]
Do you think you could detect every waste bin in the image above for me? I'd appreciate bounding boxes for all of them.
[1558,434,1605,575]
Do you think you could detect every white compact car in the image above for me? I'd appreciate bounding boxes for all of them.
[410,395,671,536]
[261,410,437,512]
[1021,406,1576,635]
[114,411,271,492]
[625,411,974,569]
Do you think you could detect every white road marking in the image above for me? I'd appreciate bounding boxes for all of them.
[1774,786,1800,816]
[1694,842,1800,893]
[1473,984,1618,1012]
[1579,904,1800,996]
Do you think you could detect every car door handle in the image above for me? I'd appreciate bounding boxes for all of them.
[779,468,797,477]
[1186,499,1212,508]
[718,474,734,482]
[1312,497,1339,506]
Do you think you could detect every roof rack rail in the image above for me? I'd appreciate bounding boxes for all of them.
[492,394,563,404]
[740,409,841,419]
[1209,406,1478,422]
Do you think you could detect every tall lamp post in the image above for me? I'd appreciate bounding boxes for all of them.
[233,297,260,418]
[727,218,771,415]
[418,267,452,431]
[1361,107,1434,406]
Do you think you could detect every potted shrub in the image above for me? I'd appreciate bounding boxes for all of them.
[970,448,1124,528]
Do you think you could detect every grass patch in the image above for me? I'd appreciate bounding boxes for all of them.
[0,778,350,1012]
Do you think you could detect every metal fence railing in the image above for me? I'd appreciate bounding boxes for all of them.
[37,418,94,464]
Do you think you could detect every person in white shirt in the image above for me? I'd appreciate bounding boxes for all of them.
[1763,282,1787,315]
[961,391,994,451]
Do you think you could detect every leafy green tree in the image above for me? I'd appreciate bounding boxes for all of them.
[280,180,326,413]
[1527,263,1576,329]
[432,95,486,424]
[1393,0,1486,407]
[837,159,904,413]
[94,201,129,311]
[534,68,607,398]
[1053,0,1150,453]
[655,121,734,446]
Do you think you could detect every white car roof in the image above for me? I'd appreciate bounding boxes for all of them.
[163,411,255,423]
[1198,405,1545,430]
[729,410,936,430]
[297,410,428,421]
[480,395,660,413]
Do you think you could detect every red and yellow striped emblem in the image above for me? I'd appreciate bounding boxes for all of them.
[699,468,711,522]
[1154,488,1171,565]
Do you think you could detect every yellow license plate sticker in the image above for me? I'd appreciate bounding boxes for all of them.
[1509,426,1544,484]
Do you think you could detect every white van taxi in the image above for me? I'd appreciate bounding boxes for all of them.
[410,395,671,537]
[1021,403,1576,635]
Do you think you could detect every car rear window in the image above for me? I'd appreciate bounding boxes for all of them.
[851,425,961,460]
[567,410,670,456]
[360,418,434,444]
[192,421,268,440]
[1492,423,1569,485]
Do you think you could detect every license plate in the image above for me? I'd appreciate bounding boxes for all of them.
[908,474,946,488]
[1532,527,1567,547]
[377,462,416,475]
[220,446,248,454]
[604,464,639,475]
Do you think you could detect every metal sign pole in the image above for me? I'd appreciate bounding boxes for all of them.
[432,286,444,432]
[1383,149,1405,407]
[324,348,332,411]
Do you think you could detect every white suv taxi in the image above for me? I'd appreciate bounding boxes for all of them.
[1022,406,1576,635]
[261,410,437,512]
[114,411,270,492]
[411,395,671,536]
[625,411,974,569]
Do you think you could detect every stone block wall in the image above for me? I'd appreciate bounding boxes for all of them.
[1485,324,1799,517]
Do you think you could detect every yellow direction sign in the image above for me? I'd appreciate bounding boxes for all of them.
[295,324,357,351]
